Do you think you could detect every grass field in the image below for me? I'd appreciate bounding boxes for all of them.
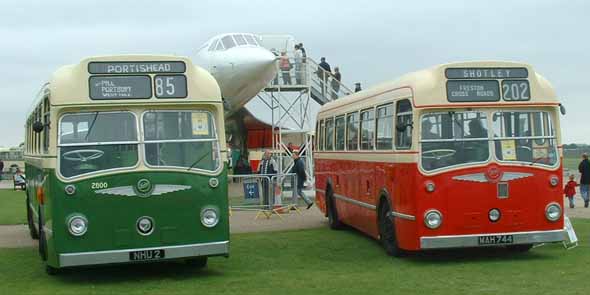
[0,219,587,295]
[0,189,26,225]
[563,156,580,172]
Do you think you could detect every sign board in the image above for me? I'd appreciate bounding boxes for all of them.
[502,80,531,101]
[89,76,151,100]
[243,181,260,199]
[445,68,528,79]
[154,75,187,98]
[446,80,500,102]
[88,61,186,74]
[191,113,210,136]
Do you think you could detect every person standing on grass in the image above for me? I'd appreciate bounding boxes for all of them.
[291,150,313,209]
[564,174,578,208]
[579,153,590,208]
[0,159,4,180]
[258,150,278,208]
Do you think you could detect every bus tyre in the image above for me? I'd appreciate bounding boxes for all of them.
[186,257,208,268]
[379,201,403,257]
[38,206,47,261]
[507,244,533,252]
[26,198,39,240]
[45,265,59,275]
[326,188,343,230]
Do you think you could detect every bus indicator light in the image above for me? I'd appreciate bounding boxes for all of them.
[425,181,436,192]
[488,208,501,222]
[201,207,220,228]
[65,185,76,196]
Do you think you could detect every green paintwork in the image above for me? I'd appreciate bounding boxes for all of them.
[26,161,228,268]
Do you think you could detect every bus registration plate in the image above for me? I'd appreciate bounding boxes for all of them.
[129,249,165,261]
[478,235,514,245]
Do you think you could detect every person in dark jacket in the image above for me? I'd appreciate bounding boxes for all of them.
[331,66,341,99]
[579,153,590,208]
[291,150,313,209]
[317,57,331,96]
[258,150,278,207]
[0,160,4,180]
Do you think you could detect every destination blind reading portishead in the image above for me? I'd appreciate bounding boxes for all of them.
[446,67,530,102]
[88,61,188,100]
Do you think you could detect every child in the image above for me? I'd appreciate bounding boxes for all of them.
[564,174,578,208]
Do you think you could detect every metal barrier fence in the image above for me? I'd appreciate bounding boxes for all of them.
[228,173,302,218]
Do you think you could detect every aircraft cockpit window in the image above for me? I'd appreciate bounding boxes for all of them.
[244,34,258,46]
[221,35,236,49]
[234,34,247,46]
[215,40,224,51]
[208,40,218,51]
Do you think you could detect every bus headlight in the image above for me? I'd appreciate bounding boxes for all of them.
[488,208,501,222]
[201,207,219,228]
[545,203,562,222]
[549,175,559,187]
[424,210,442,229]
[425,181,436,193]
[67,215,88,236]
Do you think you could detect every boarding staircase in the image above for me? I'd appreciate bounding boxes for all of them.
[246,44,353,183]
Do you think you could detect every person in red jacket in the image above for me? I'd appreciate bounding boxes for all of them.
[564,174,578,208]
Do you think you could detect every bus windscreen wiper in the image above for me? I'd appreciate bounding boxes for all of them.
[187,151,212,171]
[84,112,99,141]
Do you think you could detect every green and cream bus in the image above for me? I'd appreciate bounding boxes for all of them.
[24,55,228,274]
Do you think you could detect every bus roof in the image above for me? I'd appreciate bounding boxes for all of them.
[29,55,221,115]
[319,61,558,115]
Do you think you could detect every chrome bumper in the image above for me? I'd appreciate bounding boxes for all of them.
[420,230,565,249]
[59,241,229,267]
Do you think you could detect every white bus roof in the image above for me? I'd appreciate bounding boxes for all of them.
[319,61,558,115]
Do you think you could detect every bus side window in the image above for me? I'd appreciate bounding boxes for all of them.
[325,118,335,151]
[43,97,50,153]
[346,112,359,150]
[335,116,346,151]
[360,108,375,150]
[395,99,413,149]
[376,103,393,150]
[318,119,325,151]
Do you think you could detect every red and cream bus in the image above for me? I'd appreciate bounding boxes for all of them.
[314,61,567,256]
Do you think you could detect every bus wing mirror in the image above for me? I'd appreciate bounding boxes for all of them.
[33,121,45,133]
[559,103,566,115]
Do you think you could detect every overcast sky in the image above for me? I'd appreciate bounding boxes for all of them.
[0,0,588,147]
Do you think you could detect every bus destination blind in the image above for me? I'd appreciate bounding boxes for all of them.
[89,76,152,100]
[446,80,500,102]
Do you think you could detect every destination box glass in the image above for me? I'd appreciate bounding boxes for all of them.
[89,75,152,100]
[446,80,500,102]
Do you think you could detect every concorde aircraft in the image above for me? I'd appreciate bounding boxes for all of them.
[195,33,278,115]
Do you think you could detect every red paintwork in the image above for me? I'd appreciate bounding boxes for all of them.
[314,155,564,251]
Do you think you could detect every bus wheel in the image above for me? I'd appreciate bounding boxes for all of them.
[507,244,533,252]
[38,207,47,261]
[379,202,402,257]
[326,188,343,230]
[26,198,39,240]
[186,257,208,268]
[45,265,59,275]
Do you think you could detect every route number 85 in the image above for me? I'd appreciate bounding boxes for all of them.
[155,76,175,96]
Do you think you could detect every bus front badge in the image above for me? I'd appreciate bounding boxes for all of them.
[136,179,153,197]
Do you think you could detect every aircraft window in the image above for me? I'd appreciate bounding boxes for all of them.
[244,35,258,46]
[221,35,236,49]
[208,40,218,51]
[215,40,224,51]
[234,34,247,46]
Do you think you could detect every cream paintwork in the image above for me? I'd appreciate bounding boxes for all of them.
[24,55,228,182]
